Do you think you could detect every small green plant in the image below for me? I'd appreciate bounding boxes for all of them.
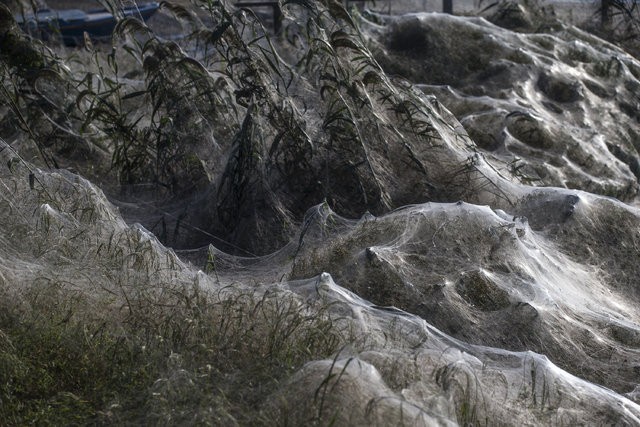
[434,361,489,426]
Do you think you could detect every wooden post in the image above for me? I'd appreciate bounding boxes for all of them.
[601,0,611,28]
[273,2,281,34]
[443,0,453,14]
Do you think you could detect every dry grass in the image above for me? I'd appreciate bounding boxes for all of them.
[0,278,342,424]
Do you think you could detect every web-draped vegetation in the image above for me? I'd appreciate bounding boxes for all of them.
[2,0,640,425]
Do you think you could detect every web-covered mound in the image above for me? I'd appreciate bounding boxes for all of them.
[369,12,640,201]
[0,139,198,322]
[287,191,640,396]
[275,272,640,426]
